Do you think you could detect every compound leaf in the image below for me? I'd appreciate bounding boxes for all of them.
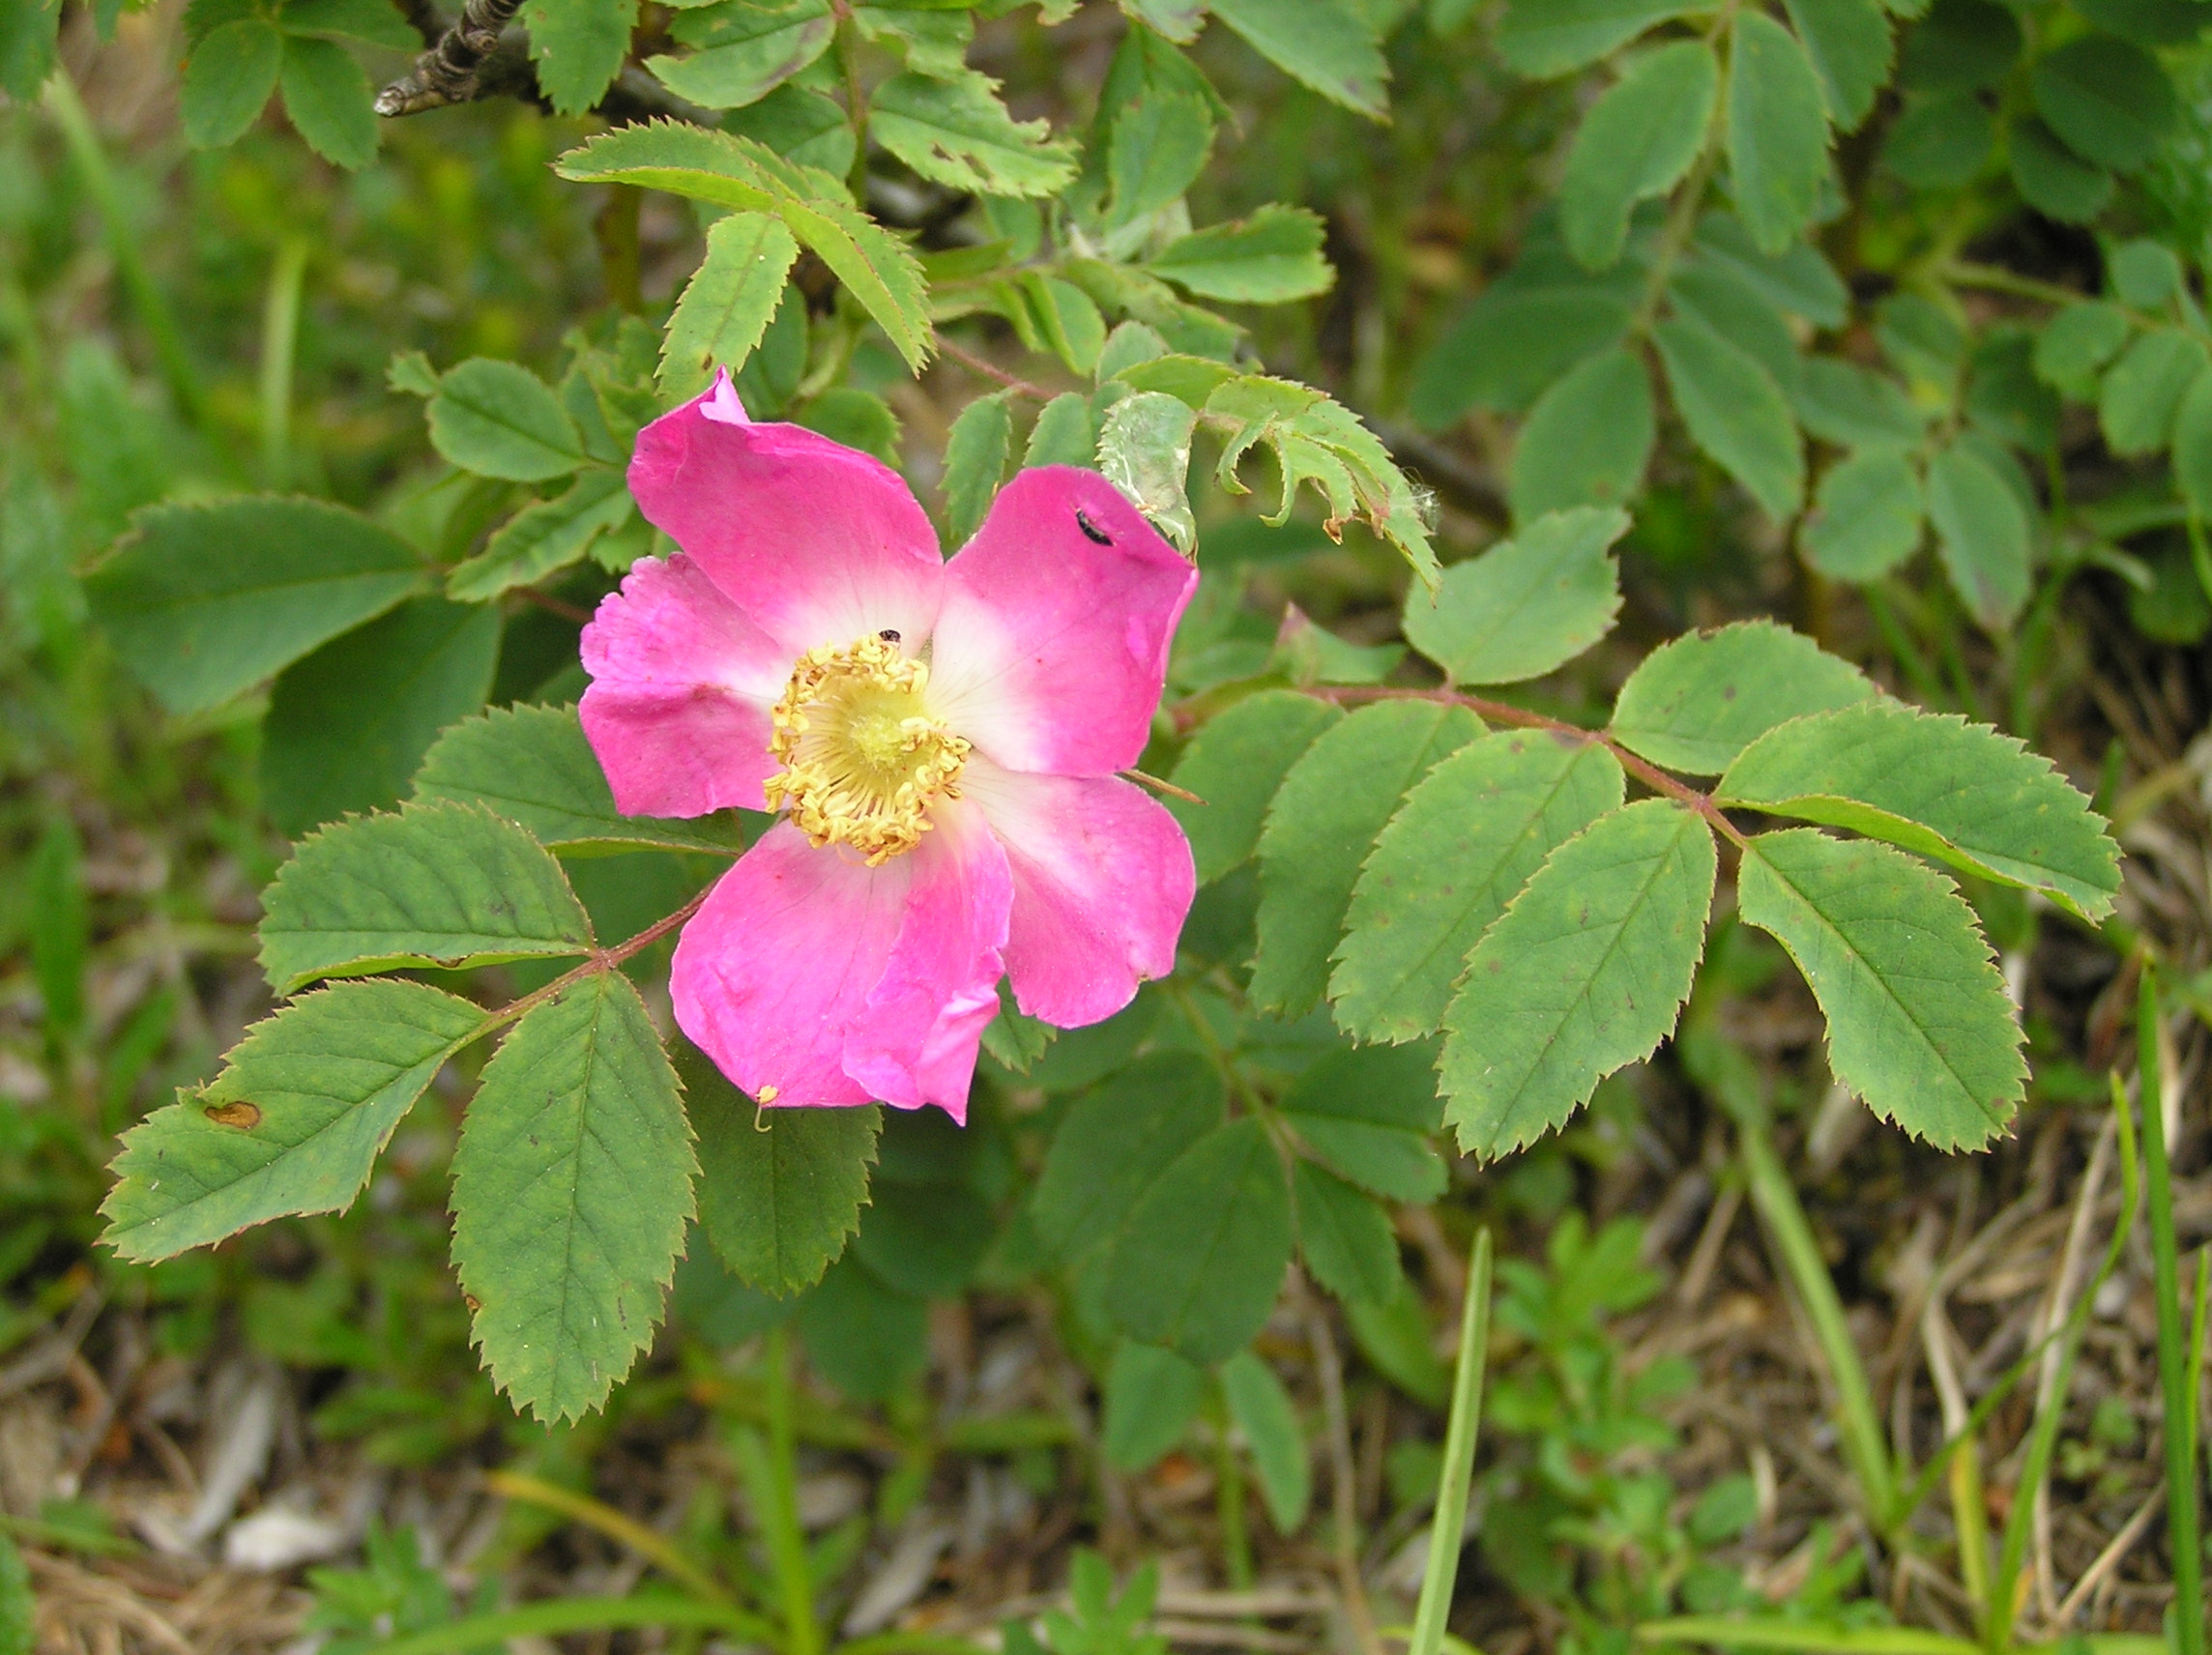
[660,211,802,398]
[102,980,486,1261]
[1441,799,1716,1158]
[1736,828,2024,1148]
[451,970,694,1422]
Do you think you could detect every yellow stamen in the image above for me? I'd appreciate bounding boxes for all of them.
[762,634,969,864]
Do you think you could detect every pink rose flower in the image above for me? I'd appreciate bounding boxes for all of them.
[578,376,1200,1123]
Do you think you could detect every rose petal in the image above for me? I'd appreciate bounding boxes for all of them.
[843,799,1011,1123]
[928,467,1197,775]
[962,757,1194,1028]
[628,386,944,655]
[672,824,915,1111]
[579,553,790,816]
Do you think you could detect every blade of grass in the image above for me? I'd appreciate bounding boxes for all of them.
[366,1593,774,1655]
[2139,964,2203,1655]
[731,1326,824,1655]
[482,1470,733,1607]
[1633,1618,2164,1655]
[1985,1074,2139,1648]
[258,237,308,489]
[1739,1118,1899,1531]
[1407,1228,1492,1655]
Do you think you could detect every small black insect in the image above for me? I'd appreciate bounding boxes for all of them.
[1075,508,1113,546]
[879,628,901,644]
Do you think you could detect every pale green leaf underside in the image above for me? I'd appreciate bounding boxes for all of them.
[1441,798,1716,1158]
[451,971,696,1422]
[1253,700,1485,1019]
[1736,828,2025,1149]
[102,980,486,1261]
[1402,506,1628,685]
[1716,698,2121,920]
[413,703,746,857]
[1332,730,1625,1043]
[683,1042,881,1297]
[1608,619,1875,774]
[259,799,594,994]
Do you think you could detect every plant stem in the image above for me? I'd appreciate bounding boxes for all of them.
[1408,1229,1493,1655]
[2139,965,2204,1655]
[258,238,308,489]
[368,1595,776,1655]
[1211,1399,1255,1592]
[485,1470,734,1605]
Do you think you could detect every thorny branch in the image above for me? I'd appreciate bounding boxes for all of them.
[373,0,525,116]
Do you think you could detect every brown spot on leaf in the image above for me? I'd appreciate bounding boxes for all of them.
[204,1100,262,1129]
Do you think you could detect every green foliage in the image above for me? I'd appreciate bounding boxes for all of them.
[659,212,801,396]
[0,1535,27,1655]
[102,982,487,1261]
[1736,829,2025,1148]
[257,801,594,993]
[1560,42,1717,271]
[1219,1350,1310,1531]
[1276,1045,1445,1202]
[1401,507,1626,684]
[450,969,694,1421]
[1167,690,1342,884]
[1441,800,1717,1158]
[1033,1053,1224,1262]
[1101,1342,1205,1471]
[1292,1158,1400,1304]
[1608,621,1873,774]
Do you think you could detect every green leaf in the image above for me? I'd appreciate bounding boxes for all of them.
[2173,368,2212,518]
[1799,449,1925,580]
[1692,212,1849,328]
[1877,291,1966,395]
[1168,691,1343,885]
[428,359,586,481]
[2008,115,2114,222]
[1402,506,1627,685]
[1018,273,1108,376]
[1964,327,2059,451]
[659,212,802,398]
[1208,0,1387,118]
[2032,300,2130,396]
[871,70,1080,196]
[1150,205,1333,303]
[1881,90,1993,188]
[1410,250,1637,426]
[941,391,1013,546]
[724,81,857,176]
[1727,11,1833,254]
[1333,733,1626,1044]
[520,0,636,114]
[181,18,281,148]
[681,1042,880,1295]
[263,596,502,834]
[102,980,486,1261]
[258,800,594,994]
[1736,829,2023,1147]
[1105,1118,1293,1364]
[1345,1288,1447,1406]
[854,1178,993,1300]
[1496,0,1697,77]
[2099,327,2207,455]
[1278,1045,1447,1202]
[2071,0,2209,46]
[1024,390,1097,469]
[1559,41,1718,272]
[853,3,975,76]
[1900,0,2019,92]
[556,124,934,370]
[2031,33,2175,174]
[1098,391,1200,552]
[1121,0,1206,42]
[1108,88,1214,223]
[277,34,377,169]
[2109,238,2182,309]
[797,1256,928,1401]
[1293,1159,1402,1305]
[1101,1342,1205,1471]
[0,1533,27,1655]
[1667,262,1802,396]
[648,0,833,109]
[1784,0,1892,129]
[413,703,746,856]
[1441,799,1716,1158]
[797,387,899,465]
[87,496,426,716]
[1506,345,1655,523]
[280,0,420,48]
[448,469,636,601]
[1251,700,1485,1019]
[1034,1053,1225,1261]
[1654,311,1805,519]
[1716,698,2121,920]
[30,822,85,1042]
[1610,620,1874,774]
[1792,358,1925,450]
[451,970,694,1422]
[1924,437,2030,628]
[0,0,61,102]
[1219,1350,1311,1532]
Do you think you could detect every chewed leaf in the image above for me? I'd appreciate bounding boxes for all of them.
[258,800,594,994]
[1737,829,2024,1149]
[102,980,487,1261]
[869,71,1079,198]
[1717,699,2121,920]
[1441,799,1716,1158]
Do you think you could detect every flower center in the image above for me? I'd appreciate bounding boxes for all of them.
[763,634,970,864]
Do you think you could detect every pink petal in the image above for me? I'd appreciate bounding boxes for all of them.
[579,553,791,816]
[672,824,915,1111]
[628,385,944,655]
[962,757,1194,1029]
[669,808,1012,1121]
[843,799,1011,1124]
[928,467,1197,775]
